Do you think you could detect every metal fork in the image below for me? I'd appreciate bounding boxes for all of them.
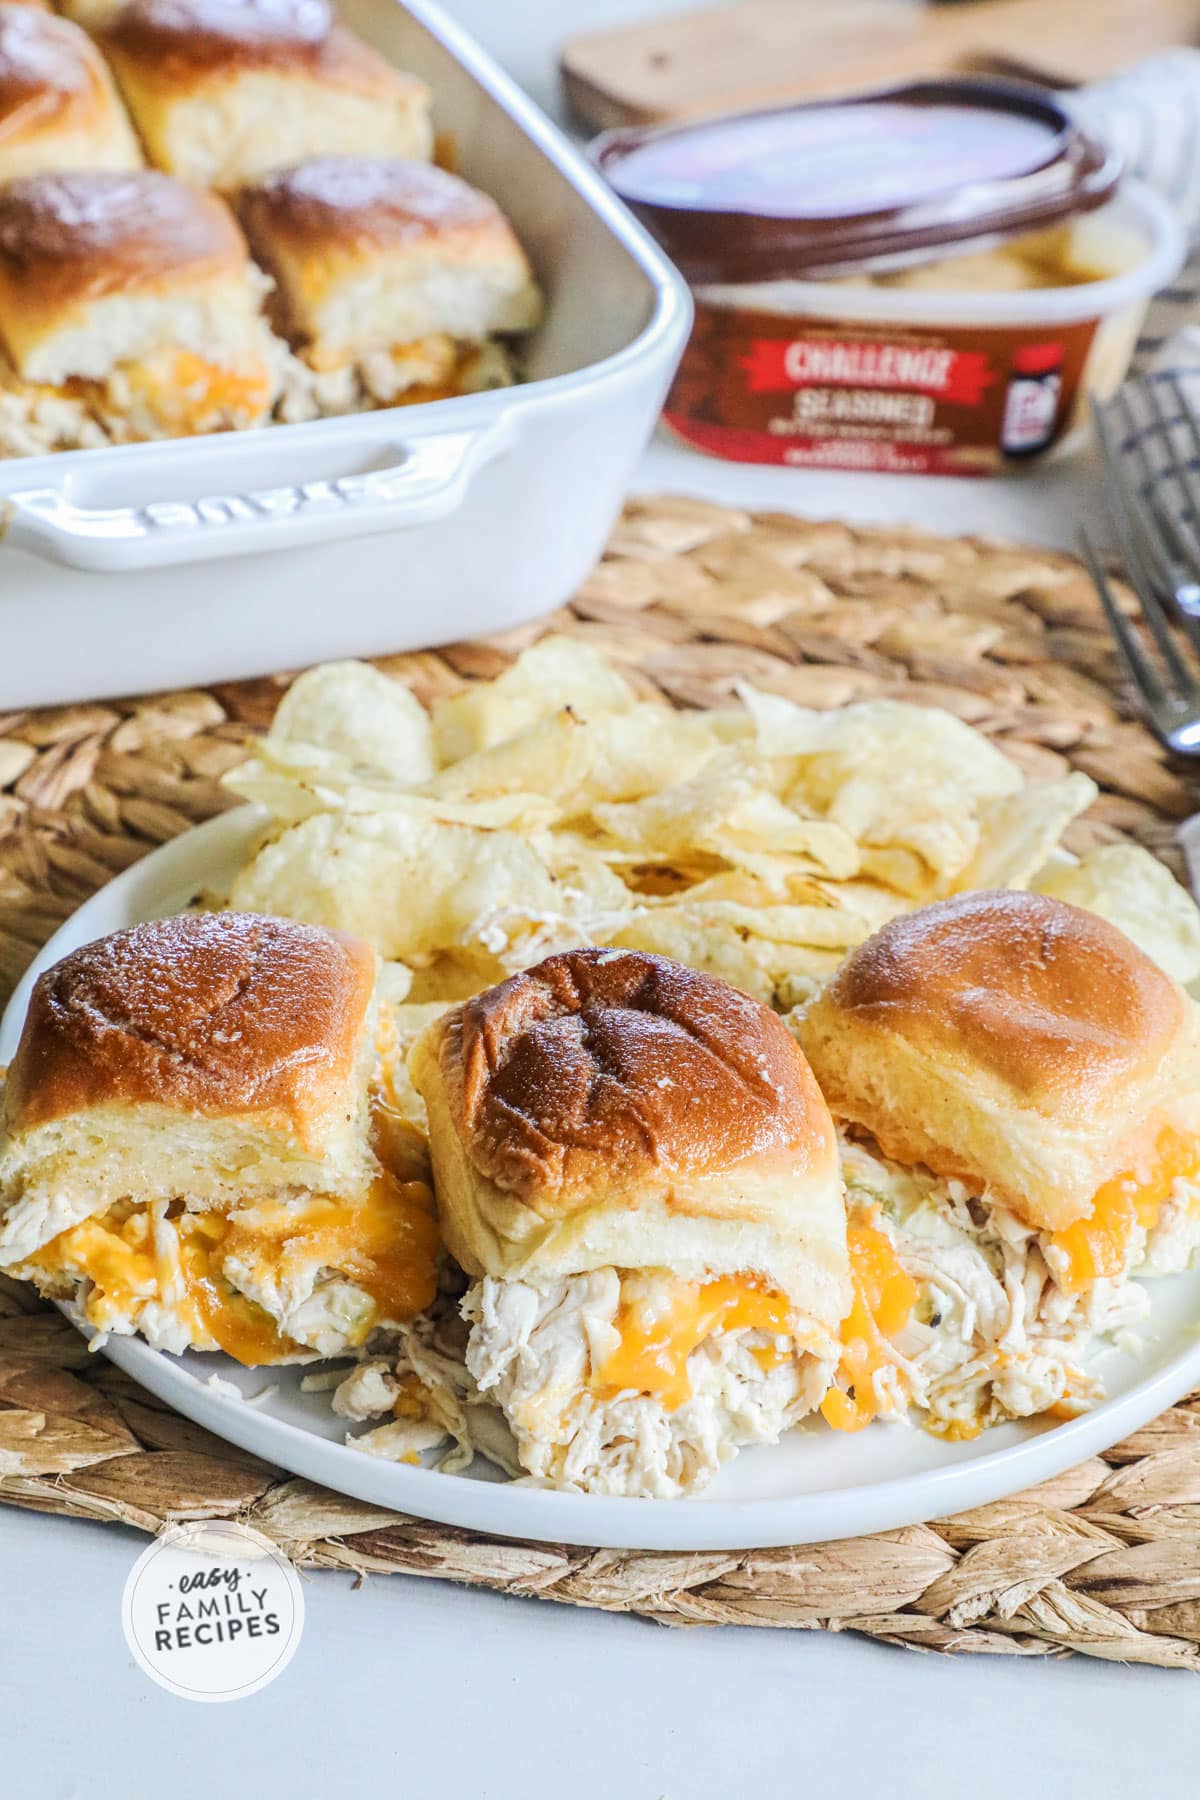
[1086,375,1200,754]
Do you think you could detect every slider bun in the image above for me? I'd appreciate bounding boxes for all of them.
[0,170,271,382]
[57,0,128,28]
[0,4,141,183]
[796,889,1200,1232]
[236,157,541,363]
[411,948,849,1342]
[101,0,432,189]
[0,912,380,1264]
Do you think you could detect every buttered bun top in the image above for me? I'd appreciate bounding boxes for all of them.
[0,168,244,303]
[100,0,432,188]
[0,911,384,1266]
[3,910,378,1138]
[238,155,521,251]
[0,5,141,184]
[454,946,834,1209]
[0,169,276,390]
[107,0,343,62]
[235,157,542,359]
[411,948,849,1331]
[797,889,1200,1231]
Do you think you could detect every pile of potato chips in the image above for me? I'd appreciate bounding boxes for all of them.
[225,639,1200,1058]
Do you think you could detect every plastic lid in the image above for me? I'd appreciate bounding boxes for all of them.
[593,78,1122,284]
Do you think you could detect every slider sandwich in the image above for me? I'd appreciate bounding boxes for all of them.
[236,157,541,418]
[795,889,1200,1439]
[0,169,284,452]
[98,0,432,190]
[0,912,439,1362]
[408,948,849,1498]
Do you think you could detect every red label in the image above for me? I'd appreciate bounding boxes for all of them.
[740,338,998,404]
[665,302,1100,477]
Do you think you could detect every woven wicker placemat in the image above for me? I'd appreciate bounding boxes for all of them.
[4,493,1200,1670]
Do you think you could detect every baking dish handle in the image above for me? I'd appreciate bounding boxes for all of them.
[0,415,517,573]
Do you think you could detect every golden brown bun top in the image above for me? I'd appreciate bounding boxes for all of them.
[3,912,377,1135]
[0,6,102,123]
[823,889,1187,1106]
[236,157,505,255]
[439,948,836,1217]
[104,0,419,89]
[0,169,246,303]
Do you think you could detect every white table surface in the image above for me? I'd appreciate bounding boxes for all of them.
[3,2,1193,1787]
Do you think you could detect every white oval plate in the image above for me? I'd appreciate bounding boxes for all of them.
[6,806,1200,1551]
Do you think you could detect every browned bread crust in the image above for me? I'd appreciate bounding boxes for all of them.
[3,911,377,1140]
[797,890,1200,1230]
[438,947,836,1219]
[0,168,246,314]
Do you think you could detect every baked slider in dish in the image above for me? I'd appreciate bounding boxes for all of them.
[795,889,1200,1439]
[406,948,849,1498]
[0,912,439,1362]
[0,5,141,184]
[236,156,542,418]
[99,0,432,190]
[0,169,283,451]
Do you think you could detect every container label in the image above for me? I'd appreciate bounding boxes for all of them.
[664,302,1100,476]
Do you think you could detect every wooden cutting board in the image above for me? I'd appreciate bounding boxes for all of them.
[561,0,1200,131]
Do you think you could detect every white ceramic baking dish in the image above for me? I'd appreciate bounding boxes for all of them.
[0,0,692,708]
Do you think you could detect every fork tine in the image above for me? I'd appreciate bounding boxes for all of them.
[1091,398,1200,693]
[1078,527,1170,718]
[1167,369,1200,506]
[1139,375,1200,602]
[1113,383,1191,594]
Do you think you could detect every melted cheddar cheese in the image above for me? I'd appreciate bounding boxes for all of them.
[58,351,275,438]
[31,1174,440,1367]
[821,1214,917,1434]
[1050,1127,1198,1295]
[128,351,275,433]
[593,1274,794,1411]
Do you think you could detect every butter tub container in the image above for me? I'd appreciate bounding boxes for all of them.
[594,79,1184,476]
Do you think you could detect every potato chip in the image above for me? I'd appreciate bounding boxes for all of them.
[222,636,1118,1023]
[268,660,434,782]
[739,685,1022,800]
[822,772,989,896]
[801,876,916,933]
[431,637,638,763]
[603,906,847,1004]
[423,702,728,816]
[736,684,1025,895]
[535,833,641,911]
[666,898,871,950]
[378,960,414,1006]
[229,809,567,965]
[1034,844,1200,982]
[407,950,511,1004]
[227,746,559,834]
[955,772,1097,893]
[593,756,861,878]
[378,999,455,1134]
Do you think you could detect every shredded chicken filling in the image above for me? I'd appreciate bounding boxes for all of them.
[0,334,515,457]
[824,1132,1200,1439]
[274,336,516,425]
[334,1266,832,1499]
[22,1175,439,1365]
